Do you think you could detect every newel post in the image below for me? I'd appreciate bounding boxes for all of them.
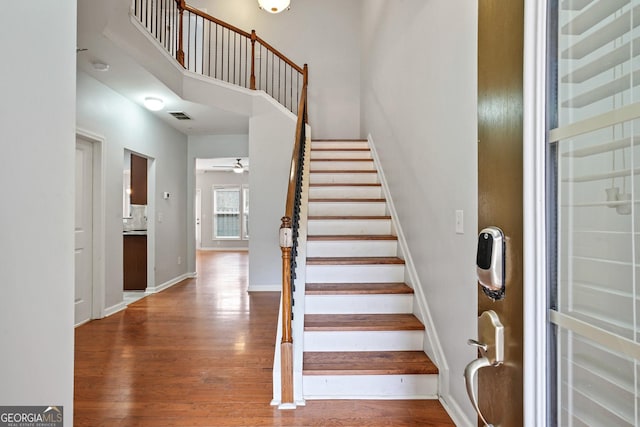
[280,216,293,343]
[250,30,257,90]
[279,216,294,405]
[176,0,186,67]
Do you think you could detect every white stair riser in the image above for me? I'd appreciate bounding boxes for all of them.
[309,186,383,199]
[304,330,424,352]
[306,264,405,283]
[310,160,375,171]
[309,202,387,216]
[303,374,438,399]
[305,294,413,314]
[310,173,379,184]
[308,219,392,235]
[307,240,397,257]
[312,141,369,150]
[311,150,372,160]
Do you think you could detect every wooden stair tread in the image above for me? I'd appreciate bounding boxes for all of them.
[305,314,424,331]
[311,158,373,162]
[307,235,397,241]
[303,351,438,375]
[310,170,378,173]
[308,215,391,220]
[311,148,371,152]
[306,282,413,295]
[312,139,368,142]
[309,198,385,203]
[307,257,405,265]
[309,183,381,187]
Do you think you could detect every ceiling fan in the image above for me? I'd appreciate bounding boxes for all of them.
[209,158,246,173]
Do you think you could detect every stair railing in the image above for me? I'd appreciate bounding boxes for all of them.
[133,0,308,405]
[132,0,305,114]
[278,67,307,405]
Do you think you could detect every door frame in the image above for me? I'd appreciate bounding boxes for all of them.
[195,188,202,249]
[76,129,106,321]
[522,0,549,425]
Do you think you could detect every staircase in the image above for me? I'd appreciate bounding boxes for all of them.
[302,139,438,399]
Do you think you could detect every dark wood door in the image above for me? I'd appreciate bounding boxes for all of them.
[130,153,147,205]
[124,235,147,291]
[477,0,524,425]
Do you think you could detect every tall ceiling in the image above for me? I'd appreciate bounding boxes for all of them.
[76,0,250,136]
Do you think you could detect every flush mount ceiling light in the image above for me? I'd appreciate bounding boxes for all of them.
[143,97,164,111]
[258,0,290,14]
[92,61,110,72]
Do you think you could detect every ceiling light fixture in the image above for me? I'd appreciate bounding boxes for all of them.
[92,61,110,72]
[144,97,164,111]
[258,0,290,14]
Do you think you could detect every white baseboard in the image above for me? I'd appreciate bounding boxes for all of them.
[248,284,281,292]
[197,247,249,252]
[103,301,127,317]
[439,396,473,427]
[146,272,196,294]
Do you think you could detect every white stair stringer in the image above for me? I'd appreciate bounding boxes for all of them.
[302,139,439,401]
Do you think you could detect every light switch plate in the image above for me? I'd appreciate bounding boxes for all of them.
[455,210,464,234]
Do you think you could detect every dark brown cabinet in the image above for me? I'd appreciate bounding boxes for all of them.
[123,234,147,291]
[130,153,147,205]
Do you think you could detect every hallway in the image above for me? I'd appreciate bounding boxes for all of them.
[74,251,454,426]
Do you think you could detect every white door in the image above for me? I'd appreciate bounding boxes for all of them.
[75,138,93,325]
[195,188,202,248]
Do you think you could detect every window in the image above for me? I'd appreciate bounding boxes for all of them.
[243,187,249,239]
[547,2,640,425]
[212,186,249,240]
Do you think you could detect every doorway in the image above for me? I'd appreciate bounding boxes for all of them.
[75,131,105,326]
[195,188,202,249]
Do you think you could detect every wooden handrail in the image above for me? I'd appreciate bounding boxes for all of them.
[284,81,308,219]
[278,64,308,406]
[182,4,252,38]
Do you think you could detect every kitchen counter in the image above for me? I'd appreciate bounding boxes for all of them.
[123,230,147,236]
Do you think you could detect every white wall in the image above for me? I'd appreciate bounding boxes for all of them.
[188,0,361,139]
[248,97,297,290]
[187,134,249,272]
[77,71,189,310]
[0,2,76,424]
[360,1,478,423]
[196,170,250,250]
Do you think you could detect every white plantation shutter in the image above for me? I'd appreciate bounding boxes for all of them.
[551,0,640,425]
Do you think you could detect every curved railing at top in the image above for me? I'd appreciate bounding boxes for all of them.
[132,0,307,406]
[133,0,307,114]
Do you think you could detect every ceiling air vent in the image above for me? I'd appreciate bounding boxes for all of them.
[169,111,191,120]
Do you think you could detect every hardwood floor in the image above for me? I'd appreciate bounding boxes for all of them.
[75,251,454,426]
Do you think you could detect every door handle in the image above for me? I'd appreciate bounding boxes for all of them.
[464,310,504,427]
[464,356,493,427]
